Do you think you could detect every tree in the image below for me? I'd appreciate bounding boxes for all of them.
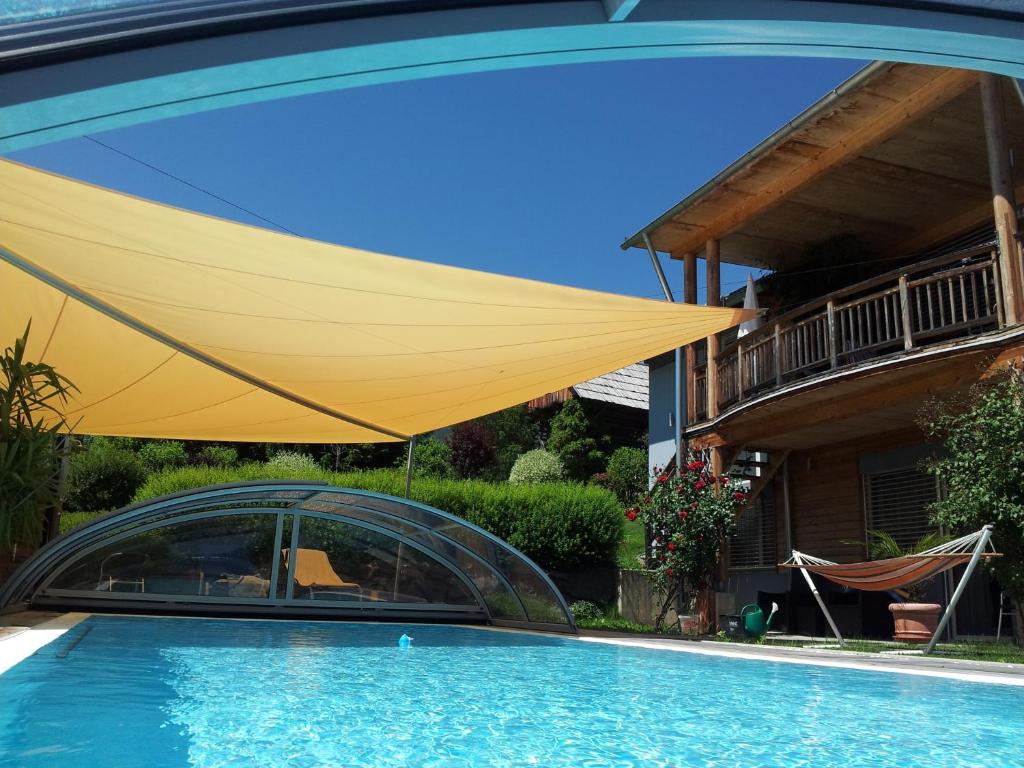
[921,364,1024,643]
[606,447,648,506]
[546,399,604,481]
[479,405,540,479]
[447,422,497,479]
[631,457,746,631]
[0,325,76,551]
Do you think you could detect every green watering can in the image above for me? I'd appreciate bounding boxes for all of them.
[739,602,779,639]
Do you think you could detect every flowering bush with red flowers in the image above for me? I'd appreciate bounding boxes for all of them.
[624,457,747,630]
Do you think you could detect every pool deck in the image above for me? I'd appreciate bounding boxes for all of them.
[574,629,1024,686]
[1,612,1021,686]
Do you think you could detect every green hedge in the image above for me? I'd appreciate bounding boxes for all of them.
[134,465,622,572]
[59,510,104,535]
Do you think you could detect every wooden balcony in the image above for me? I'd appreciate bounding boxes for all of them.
[694,245,1006,421]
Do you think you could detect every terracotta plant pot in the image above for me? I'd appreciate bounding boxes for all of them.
[889,602,942,643]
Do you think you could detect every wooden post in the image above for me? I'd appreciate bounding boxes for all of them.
[773,325,783,386]
[980,73,1023,326]
[705,239,721,418]
[826,300,838,368]
[683,251,698,422]
[898,274,914,349]
[736,342,745,401]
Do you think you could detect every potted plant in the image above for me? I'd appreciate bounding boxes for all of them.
[863,530,949,643]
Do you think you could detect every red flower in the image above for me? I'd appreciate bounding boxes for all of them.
[657,473,669,484]
[678,510,688,519]
[687,460,705,471]
[666,568,674,577]
[625,509,637,522]
[720,475,730,485]
[695,479,706,490]
[667,542,676,552]
[733,491,746,502]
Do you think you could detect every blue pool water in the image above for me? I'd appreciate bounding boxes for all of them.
[1,616,1022,767]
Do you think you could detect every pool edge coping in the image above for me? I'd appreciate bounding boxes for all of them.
[1,613,1020,687]
[0,612,90,675]
[470,624,1024,687]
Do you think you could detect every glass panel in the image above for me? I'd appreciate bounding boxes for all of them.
[276,514,295,599]
[291,516,477,607]
[304,492,561,623]
[50,514,277,598]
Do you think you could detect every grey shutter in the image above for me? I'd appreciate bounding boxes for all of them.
[728,483,776,570]
[863,467,938,551]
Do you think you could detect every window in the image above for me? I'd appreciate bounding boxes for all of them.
[289,516,477,606]
[863,467,938,551]
[729,483,776,570]
[51,513,278,597]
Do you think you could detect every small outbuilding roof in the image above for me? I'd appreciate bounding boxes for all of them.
[572,363,648,410]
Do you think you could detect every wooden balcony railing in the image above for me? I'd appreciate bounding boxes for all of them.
[693,246,1004,418]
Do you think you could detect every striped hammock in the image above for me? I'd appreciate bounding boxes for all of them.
[779,528,1000,592]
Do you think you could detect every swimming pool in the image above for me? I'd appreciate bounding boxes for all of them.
[1,616,1021,767]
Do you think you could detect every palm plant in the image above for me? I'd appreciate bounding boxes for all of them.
[0,324,76,553]
[862,529,950,602]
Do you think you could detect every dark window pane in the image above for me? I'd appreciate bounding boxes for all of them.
[50,514,277,598]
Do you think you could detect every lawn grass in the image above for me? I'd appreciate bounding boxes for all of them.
[713,635,1024,664]
[575,615,660,633]
[616,519,645,570]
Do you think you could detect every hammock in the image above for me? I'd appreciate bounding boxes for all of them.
[777,526,998,653]
[779,528,1001,591]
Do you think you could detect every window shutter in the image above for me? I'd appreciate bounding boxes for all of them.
[863,468,938,551]
[728,483,776,570]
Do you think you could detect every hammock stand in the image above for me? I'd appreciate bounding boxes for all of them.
[779,525,998,654]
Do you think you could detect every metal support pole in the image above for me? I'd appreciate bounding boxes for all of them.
[404,435,417,499]
[642,232,675,303]
[642,233,687,473]
[794,553,844,646]
[925,525,994,655]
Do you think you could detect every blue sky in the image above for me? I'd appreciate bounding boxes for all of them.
[11,56,864,303]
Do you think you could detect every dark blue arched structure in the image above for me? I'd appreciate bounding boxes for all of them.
[0,482,575,632]
[2,2,1024,152]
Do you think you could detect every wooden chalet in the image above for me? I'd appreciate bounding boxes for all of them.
[625,62,1024,638]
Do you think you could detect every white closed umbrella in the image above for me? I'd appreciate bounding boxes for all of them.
[737,274,764,389]
[737,273,762,338]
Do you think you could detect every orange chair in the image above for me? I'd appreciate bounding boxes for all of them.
[282,548,361,599]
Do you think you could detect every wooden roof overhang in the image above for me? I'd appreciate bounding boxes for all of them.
[622,62,1024,270]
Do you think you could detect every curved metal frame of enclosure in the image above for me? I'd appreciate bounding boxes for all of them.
[0,482,576,632]
[3,2,1024,153]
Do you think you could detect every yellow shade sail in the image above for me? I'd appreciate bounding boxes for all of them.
[0,159,752,443]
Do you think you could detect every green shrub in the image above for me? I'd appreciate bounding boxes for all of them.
[265,451,319,474]
[137,440,188,474]
[569,600,602,622]
[64,441,146,512]
[198,444,238,468]
[508,449,564,484]
[135,466,622,572]
[59,510,103,535]
[606,447,648,505]
[408,437,455,479]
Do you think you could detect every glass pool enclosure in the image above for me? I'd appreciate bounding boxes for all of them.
[0,482,574,631]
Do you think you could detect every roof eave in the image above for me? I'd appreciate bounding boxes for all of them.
[619,60,891,255]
